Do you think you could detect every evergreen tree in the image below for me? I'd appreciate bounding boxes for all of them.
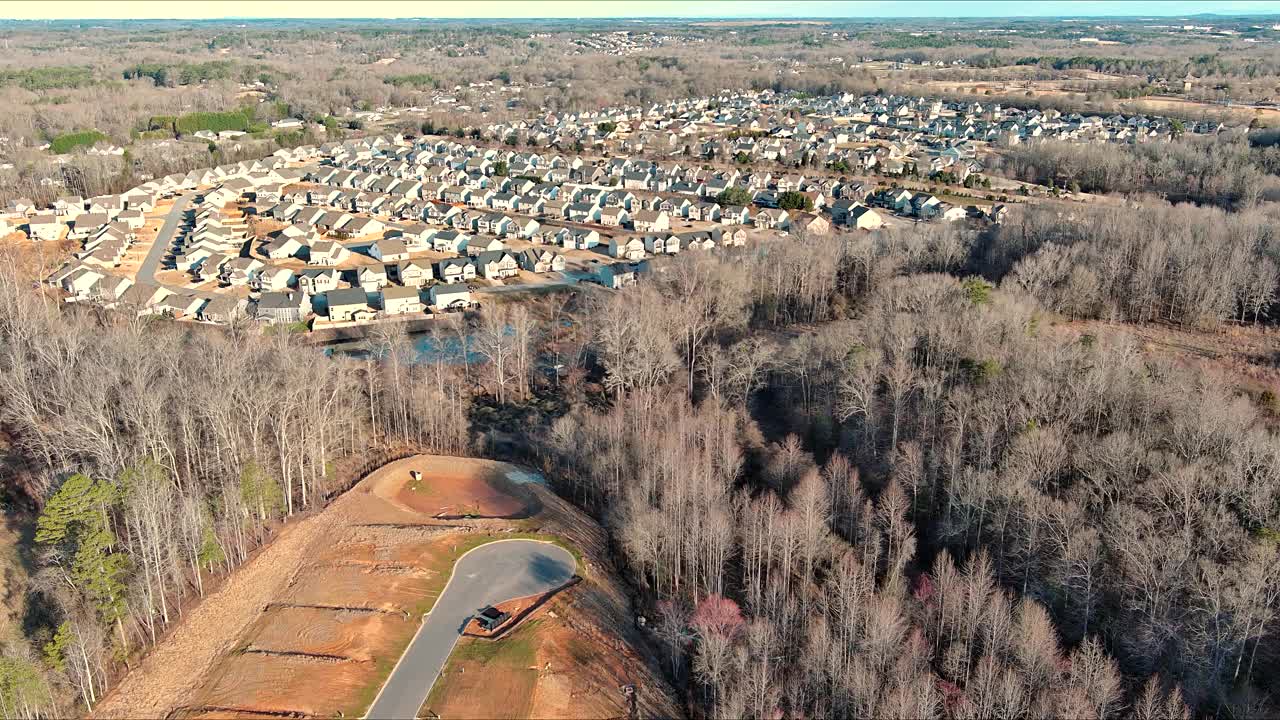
[37,475,130,643]
[240,462,283,522]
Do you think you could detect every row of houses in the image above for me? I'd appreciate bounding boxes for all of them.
[469,88,1220,168]
[43,259,476,326]
[304,137,998,236]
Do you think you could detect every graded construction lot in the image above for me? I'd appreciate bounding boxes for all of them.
[93,454,680,720]
[425,600,646,720]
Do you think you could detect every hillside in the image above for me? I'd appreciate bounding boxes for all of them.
[92,455,680,720]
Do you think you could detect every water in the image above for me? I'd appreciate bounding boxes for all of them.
[324,330,485,365]
[411,332,486,364]
[504,467,547,486]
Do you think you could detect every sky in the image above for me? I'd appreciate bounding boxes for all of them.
[3,0,1280,21]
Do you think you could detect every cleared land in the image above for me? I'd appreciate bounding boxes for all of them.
[912,73,1280,126]
[425,596,648,720]
[94,454,681,720]
[366,540,577,719]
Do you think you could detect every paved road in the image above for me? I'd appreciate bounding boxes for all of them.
[365,540,577,720]
[137,193,192,285]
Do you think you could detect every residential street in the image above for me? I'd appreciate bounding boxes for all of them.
[137,193,191,286]
[364,540,576,720]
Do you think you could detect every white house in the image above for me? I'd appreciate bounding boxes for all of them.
[472,250,519,281]
[631,209,670,233]
[609,236,646,260]
[430,282,473,310]
[369,236,411,262]
[381,285,424,315]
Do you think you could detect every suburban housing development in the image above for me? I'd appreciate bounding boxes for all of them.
[12,88,1201,329]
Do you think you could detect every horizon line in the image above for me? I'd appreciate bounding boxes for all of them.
[7,12,1280,21]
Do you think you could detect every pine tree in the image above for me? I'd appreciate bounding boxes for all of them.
[37,475,130,643]
[240,461,283,522]
[71,522,130,630]
[35,474,113,545]
[198,524,226,572]
[41,622,72,674]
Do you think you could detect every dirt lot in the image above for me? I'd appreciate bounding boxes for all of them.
[95,454,681,720]
[426,592,651,720]
[0,234,74,281]
[390,454,535,517]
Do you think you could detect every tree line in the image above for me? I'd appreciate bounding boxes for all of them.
[982,200,1280,328]
[535,233,1279,718]
[991,131,1276,210]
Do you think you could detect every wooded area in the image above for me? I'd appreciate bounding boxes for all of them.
[539,239,1280,720]
[0,268,472,715]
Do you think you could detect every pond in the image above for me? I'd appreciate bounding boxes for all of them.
[324,330,487,365]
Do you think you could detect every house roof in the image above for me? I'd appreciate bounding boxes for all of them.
[258,291,304,311]
[381,285,421,301]
[475,250,514,265]
[326,287,369,307]
[432,282,470,296]
[373,237,408,254]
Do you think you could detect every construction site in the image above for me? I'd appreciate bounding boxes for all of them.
[89,455,680,720]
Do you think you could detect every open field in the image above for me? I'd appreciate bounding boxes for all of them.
[93,454,680,720]
[392,454,536,517]
[1116,96,1280,126]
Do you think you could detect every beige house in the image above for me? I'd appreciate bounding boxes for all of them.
[519,248,566,274]
[27,214,64,242]
[609,236,646,260]
[631,209,670,233]
[381,285,423,315]
[396,259,434,287]
[326,287,373,322]
[473,250,519,281]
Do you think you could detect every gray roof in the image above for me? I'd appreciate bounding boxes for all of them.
[326,287,369,307]
[257,291,304,311]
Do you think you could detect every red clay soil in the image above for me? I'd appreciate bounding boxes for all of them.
[97,454,682,720]
[197,651,376,717]
[245,605,413,661]
[378,454,533,517]
[90,513,341,720]
[427,593,646,720]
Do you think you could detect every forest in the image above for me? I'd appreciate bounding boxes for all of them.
[990,131,1280,210]
[0,189,1278,717]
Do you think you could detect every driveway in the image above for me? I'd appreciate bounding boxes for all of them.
[365,539,577,720]
[138,193,192,285]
